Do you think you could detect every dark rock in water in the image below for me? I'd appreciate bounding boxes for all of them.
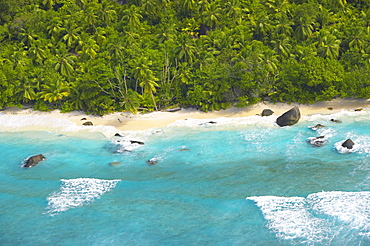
[310,124,325,130]
[207,121,217,124]
[276,106,301,127]
[261,109,274,116]
[330,119,342,123]
[178,148,190,151]
[147,158,158,165]
[23,154,46,168]
[342,139,354,149]
[82,121,93,126]
[307,136,327,147]
[109,162,122,166]
[130,140,144,145]
[115,133,123,137]
[80,117,87,121]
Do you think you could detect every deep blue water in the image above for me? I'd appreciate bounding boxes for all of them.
[1,110,370,245]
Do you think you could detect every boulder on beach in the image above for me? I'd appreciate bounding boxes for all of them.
[261,109,274,117]
[82,121,93,126]
[23,154,45,168]
[342,139,355,149]
[276,106,301,127]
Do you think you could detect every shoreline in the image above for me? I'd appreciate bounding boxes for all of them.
[0,98,369,133]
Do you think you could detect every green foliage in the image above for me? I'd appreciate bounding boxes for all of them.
[0,0,369,114]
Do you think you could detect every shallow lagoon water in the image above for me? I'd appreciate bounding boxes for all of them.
[1,111,370,245]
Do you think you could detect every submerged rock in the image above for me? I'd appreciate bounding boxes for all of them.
[23,154,46,168]
[147,158,158,165]
[109,162,122,166]
[342,139,355,149]
[330,119,342,123]
[130,140,145,145]
[309,124,325,131]
[276,106,301,127]
[307,136,327,147]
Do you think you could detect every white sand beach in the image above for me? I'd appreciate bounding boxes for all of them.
[0,98,369,133]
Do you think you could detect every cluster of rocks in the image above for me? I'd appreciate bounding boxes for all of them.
[262,106,355,151]
[22,106,361,169]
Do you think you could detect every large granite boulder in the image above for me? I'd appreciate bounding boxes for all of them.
[276,106,301,127]
[23,154,46,168]
[342,139,354,149]
[261,109,274,116]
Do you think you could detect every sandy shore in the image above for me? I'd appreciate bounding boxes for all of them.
[1,98,369,132]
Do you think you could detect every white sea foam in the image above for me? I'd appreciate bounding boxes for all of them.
[247,191,370,244]
[1,109,369,137]
[303,109,370,123]
[45,178,120,216]
[0,113,119,137]
[167,115,279,129]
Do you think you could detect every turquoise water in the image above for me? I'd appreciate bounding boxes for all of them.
[1,110,370,245]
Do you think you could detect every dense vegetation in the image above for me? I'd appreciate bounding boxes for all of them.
[0,0,369,115]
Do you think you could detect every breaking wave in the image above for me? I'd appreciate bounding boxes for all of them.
[247,191,370,244]
[45,178,120,216]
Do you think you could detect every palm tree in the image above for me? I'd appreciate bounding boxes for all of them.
[19,28,38,47]
[202,2,221,29]
[39,74,70,103]
[275,14,294,37]
[28,39,47,64]
[14,80,38,103]
[272,37,292,60]
[317,31,341,59]
[43,0,54,10]
[295,15,315,41]
[76,35,99,60]
[54,52,76,77]
[122,5,142,32]
[133,57,159,110]
[61,20,81,48]
[173,33,197,64]
[348,28,365,51]
[99,0,117,26]
[47,17,63,41]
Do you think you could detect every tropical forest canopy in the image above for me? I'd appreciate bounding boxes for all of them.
[0,0,369,115]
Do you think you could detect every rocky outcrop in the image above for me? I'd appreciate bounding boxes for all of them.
[261,109,274,116]
[276,106,301,127]
[342,139,354,149]
[23,154,45,168]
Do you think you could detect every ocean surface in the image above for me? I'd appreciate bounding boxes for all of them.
[1,109,370,245]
